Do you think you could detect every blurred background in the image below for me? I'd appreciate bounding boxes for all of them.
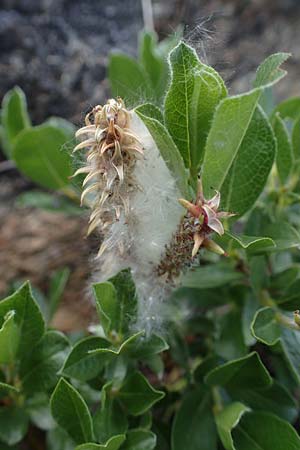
[1,0,300,331]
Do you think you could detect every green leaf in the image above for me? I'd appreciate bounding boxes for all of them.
[292,116,300,160]
[222,231,276,254]
[205,352,272,389]
[48,267,70,320]
[47,427,75,450]
[45,116,76,141]
[171,387,217,450]
[61,336,110,381]
[216,402,250,450]
[26,392,56,430]
[129,333,169,359]
[273,113,293,184]
[121,429,156,450]
[253,53,290,88]
[93,269,137,337]
[231,411,300,450]
[20,330,70,393]
[276,278,300,310]
[1,86,31,157]
[0,311,20,364]
[273,97,300,121]
[0,381,19,394]
[89,332,144,363]
[76,435,126,450]
[139,31,168,101]
[93,383,128,443]
[108,54,150,106]
[230,380,298,423]
[16,190,81,215]
[135,108,189,196]
[280,327,300,384]
[12,124,72,190]
[215,309,247,361]
[220,106,276,216]
[135,103,163,122]
[50,378,94,444]
[0,282,45,357]
[0,406,29,445]
[164,41,227,169]
[118,371,164,416]
[202,89,261,197]
[181,261,244,289]
[263,222,300,252]
[251,307,281,345]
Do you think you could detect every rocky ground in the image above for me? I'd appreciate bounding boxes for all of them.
[1,0,300,329]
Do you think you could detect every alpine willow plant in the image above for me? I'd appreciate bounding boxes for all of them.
[2,34,300,450]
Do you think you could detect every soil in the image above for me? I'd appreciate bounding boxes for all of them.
[1,0,300,330]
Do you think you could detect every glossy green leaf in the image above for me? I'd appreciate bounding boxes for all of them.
[1,86,31,157]
[0,406,29,446]
[253,53,290,88]
[165,41,226,169]
[274,113,293,184]
[205,352,272,389]
[231,411,300,450]
[0,282,45,357]
[76,435,126,450]
[135,108,189,196]
[171,387,217,450]
[20,330,70,393]
[216,402,250,450]
[61,336,110,381]
[118,372,164,416]
[93,383,128,443]
[251,307,281,345]
[50,378,94,444]
[121,429,156,450]
[230,380,298,423]
[220,106,276,216]
[13,125,72,189]
[181,261,244,289]
[0,310,20,364]
[108,54,150,106]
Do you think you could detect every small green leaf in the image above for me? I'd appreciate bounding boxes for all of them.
[277,278,300,310]
[253,53,290,88]
[164,41,226,169]
[1,86,31,157]
[61,336,110,381]
[0,311,20,364]
[50,378,94,444]
[251,307,281,345]
[171,387,217,450]
[205,352,272,389]
[273,113,294,184]
[13,125,72,190]
[215,309,247,361]
[0,282,45,357]
[135,109,189,196]
[45,116,75,141]
[0,406,29,446]
[48,267,70,320]
[216,402,250,450]
[263,222,300,252]
[93,282,120,336]
[121,429,156,450]
[47,427,75,450]
[20,330,70,393]
[93,383,128,443]
[231,411,300,450]
[220,106,276,216]
[181,261,244,289]
[76,435,126,450]
[129,333,169,359]
[26,392,56,430]
[108,54,150,106]
[118,372,164,416]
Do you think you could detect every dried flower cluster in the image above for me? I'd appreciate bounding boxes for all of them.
[73,98,143,256]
